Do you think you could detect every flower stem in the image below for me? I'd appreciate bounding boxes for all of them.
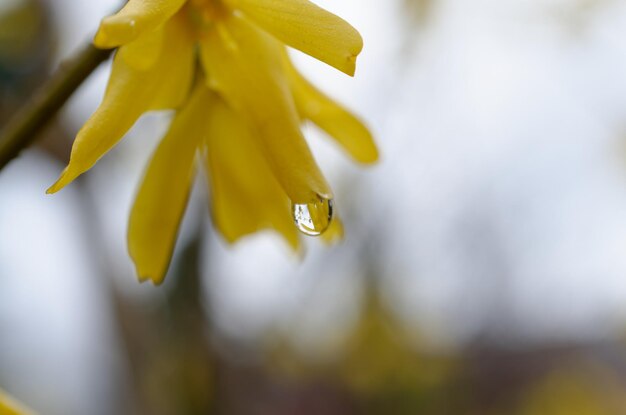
[0,42,112,170]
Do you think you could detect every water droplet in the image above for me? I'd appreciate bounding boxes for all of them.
[292,196,334,236]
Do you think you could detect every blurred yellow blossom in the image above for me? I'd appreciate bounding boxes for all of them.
[0,388,33,415]
[517,363,626,415]
[47,0,377,284]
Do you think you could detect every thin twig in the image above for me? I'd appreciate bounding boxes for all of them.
[0,42,112,170]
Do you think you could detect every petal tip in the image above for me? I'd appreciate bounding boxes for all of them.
[284,233,301,253]
[345,55,358,77]
[45,185,58,195]
[358,147,380,164]
[129,242,170,286]
[94,16,138,48]
[135,267,166,286]
[46,169,71,194]
[293,243,307,261]
[93,30,112,49]
[321,218,344,245]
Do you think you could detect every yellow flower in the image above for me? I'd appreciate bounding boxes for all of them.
[0,388,33,415]
[47,0,378,284]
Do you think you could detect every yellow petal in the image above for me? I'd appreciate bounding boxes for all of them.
[199,15,332,204]
[285,57,378,164]
[321,215,344,245]
[94,0,186,48]
[128,83,209,285]
[147,14,195,110]
[203,93,300,250]
[117,22,164,71]
[226,0,363,76]
[0,388,33,415]
[47,19,194,194]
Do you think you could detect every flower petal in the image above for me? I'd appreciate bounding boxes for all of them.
[94,0,186,48]
[147,15,195,110]
[227,0,363,76]
[285,57,378,164]
[128,83,209,285]
[203,93,300,250]
[199,15,332,204]
[321,215,344,245]
[117,22,164,71]
[47,19,194,194]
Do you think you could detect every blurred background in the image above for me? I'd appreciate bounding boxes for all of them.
[3,0,626,413]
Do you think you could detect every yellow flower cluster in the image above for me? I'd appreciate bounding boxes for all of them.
[48,0,378,284]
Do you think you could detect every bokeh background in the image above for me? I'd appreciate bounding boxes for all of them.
[3,0,626,413]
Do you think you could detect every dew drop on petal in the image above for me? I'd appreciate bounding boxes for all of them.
[292,196,334,236]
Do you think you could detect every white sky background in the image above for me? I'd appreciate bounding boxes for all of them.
[380,0,626,345]
[4,0,626,410]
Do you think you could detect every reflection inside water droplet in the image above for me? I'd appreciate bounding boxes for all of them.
[292,196,334,236]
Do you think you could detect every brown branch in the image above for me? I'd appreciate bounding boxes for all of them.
[0,42,112,170]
